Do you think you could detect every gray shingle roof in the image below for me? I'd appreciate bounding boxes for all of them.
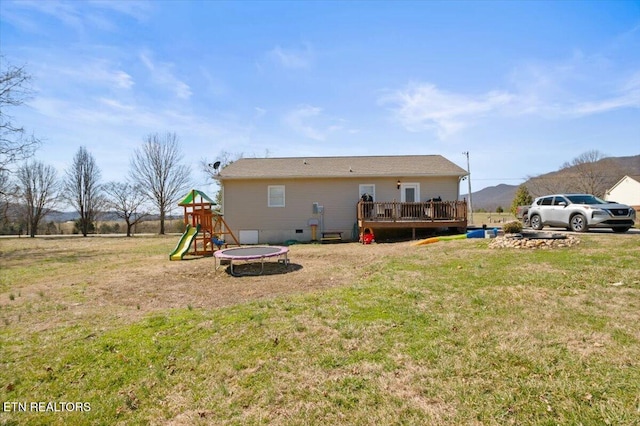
[217,155,468,179]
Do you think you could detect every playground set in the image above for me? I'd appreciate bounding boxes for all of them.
[169,189,239,260]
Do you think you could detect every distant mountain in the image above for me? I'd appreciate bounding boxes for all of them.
[614,155,640,174]
[462,184,518,212]
[44,211,79,222]
[464,154,640,211]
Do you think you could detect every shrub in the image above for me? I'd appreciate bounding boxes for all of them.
[99,223,114,234]
[502,220,523,234]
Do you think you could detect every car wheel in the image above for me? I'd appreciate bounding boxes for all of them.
[569,213,588,232]
[612,227,630,233]
[530,214,543,230]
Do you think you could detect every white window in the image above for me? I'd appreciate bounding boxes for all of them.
[268,185,285,207]
[359,184,375,201]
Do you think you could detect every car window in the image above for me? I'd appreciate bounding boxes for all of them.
[540,197,553,206]
[566,195,606,204]
[552,197,567,206]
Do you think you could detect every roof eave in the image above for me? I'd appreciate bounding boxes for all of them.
[217,172,467,180]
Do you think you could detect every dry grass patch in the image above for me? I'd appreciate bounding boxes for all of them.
[1,234,639,425]
[1,237,408,331]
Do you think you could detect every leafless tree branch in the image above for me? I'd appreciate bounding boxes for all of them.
[130,132,191,234]
[16,160,60,237]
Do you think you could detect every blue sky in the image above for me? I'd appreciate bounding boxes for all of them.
[1,0,639,199]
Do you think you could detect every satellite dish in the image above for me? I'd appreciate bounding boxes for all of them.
[212,161,221,170]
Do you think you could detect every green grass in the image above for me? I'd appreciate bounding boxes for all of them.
[1,236,639,425]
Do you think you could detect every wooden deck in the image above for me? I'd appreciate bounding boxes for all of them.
[357,200,467,238]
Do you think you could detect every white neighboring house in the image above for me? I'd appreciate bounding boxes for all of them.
[605,175,640,211]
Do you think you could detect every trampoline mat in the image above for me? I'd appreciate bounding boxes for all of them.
[215,246,288,260]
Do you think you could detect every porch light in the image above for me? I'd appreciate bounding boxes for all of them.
[397,180,401,189]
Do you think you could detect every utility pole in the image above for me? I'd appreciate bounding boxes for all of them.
[462,151,473,225]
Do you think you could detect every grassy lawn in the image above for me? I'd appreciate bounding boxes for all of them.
[1,234,639,425]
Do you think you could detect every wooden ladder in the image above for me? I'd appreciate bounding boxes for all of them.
[212,214,240,246]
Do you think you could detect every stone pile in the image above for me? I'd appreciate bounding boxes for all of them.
[488,233,580,249]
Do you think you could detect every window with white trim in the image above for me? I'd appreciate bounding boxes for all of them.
[268,185,285,207]
[359,184,375,201]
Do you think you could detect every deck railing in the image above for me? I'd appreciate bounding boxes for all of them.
[357,200,467,222]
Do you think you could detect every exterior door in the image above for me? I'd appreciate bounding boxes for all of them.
[400,183,419,202]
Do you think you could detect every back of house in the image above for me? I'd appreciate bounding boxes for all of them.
[216,155,468,244]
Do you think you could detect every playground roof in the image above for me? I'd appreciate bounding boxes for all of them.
[178,189,216,206]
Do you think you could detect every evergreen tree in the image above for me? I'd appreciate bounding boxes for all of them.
[510,185,533,215]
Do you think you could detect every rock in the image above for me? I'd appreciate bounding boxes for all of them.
[488,234,580,250]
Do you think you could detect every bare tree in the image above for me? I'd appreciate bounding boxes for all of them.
[1,168,14,214]
[525,172,565,197]
[1,56,41,173]
[103,181,150,237]
[130,132,191,234]
[16,160,59,237]
[64,146,104,236]
[201,149,270,178]
[0,171,25,235]
[201,150,244,206]
[559,150,625,197]
[1,169,14,197]
[526,150,626,198]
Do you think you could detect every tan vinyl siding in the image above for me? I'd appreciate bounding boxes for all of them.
[222,176,461,243]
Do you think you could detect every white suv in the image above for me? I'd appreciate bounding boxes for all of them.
[528,194,636,233]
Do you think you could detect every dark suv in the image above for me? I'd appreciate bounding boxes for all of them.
[528,194,636,233]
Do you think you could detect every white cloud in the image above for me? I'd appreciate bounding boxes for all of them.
[254,107,267,119]
[81,62,134,89]
[111,70,135,89]
[140,52,192,100]
[284,105,325,140]
[88,0,152,21]
[507,51,640,118]
[98,98,135,111]
[383,54,640,139]
[380,83,513,138]
[567,72,640,116]
[4,0,151,34]
[0,6,43,34]
[283,105,344,141]
[268,44,313,69]
[33,58,134,92]
[11,1,84,30]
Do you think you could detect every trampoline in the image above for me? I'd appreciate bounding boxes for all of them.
[214,246,290,276]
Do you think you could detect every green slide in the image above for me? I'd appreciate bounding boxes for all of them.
[169,224,200,261]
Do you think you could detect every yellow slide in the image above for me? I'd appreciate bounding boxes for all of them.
[169,224,200,260]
